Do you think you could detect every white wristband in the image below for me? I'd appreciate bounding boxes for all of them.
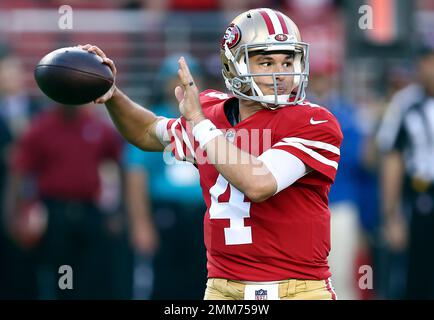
[155,118,171,147]
[192,119,223,149]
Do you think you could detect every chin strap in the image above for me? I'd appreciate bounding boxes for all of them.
[250,78,269,108]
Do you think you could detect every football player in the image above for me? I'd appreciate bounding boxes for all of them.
[81,8,342,300]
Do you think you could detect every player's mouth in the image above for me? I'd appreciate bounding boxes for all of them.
[265,84,288,94]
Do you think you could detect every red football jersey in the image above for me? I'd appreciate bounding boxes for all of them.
[165,89,343,281]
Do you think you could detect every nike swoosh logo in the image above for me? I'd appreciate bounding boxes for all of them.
[310,117,328,125]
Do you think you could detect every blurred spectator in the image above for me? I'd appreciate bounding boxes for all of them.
[0,56,43,138]
[0,54,45,299]
[362,61,413,300]
[5,105,123,299]
[308,67,367,300]
[377,46,434,299]
[123,53,207,299]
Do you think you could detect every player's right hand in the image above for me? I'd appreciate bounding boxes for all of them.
[130,221,159,255]
[79,44,118,104]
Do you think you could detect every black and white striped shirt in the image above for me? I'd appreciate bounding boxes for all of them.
[377,84,434,182]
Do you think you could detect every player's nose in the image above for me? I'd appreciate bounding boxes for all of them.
[274,64,289,79]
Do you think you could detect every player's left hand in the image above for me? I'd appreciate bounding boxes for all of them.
[79,44,118,104]
[175,57,205,125]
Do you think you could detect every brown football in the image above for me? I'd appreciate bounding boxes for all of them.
[34,47,114,105]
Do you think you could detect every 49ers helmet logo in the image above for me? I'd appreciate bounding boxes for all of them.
[275,34,288,41]
[220,24,241,49]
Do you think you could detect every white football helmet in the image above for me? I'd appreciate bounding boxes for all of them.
[220,8,309,108]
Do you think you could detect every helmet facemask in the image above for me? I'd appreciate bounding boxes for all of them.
[222,39,310,109]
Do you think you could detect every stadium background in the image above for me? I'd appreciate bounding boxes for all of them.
[0,0,433,300]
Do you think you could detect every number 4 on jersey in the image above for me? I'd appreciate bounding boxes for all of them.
[209,174,252,245]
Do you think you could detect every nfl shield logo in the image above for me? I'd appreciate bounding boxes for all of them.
[225,129,236,143]
[255,289,268,300]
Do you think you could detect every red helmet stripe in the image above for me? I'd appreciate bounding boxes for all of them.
[259,10,275,35]
[275,11,289,34]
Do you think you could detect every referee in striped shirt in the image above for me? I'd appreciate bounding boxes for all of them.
[377,45,434,299]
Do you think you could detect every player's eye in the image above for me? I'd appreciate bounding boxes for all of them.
[259,62,271,67]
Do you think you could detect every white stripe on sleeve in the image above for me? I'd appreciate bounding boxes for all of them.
[180,121,196,160]
[277,137,340,155]
[170,119,185,160]
[273,141,339,169]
